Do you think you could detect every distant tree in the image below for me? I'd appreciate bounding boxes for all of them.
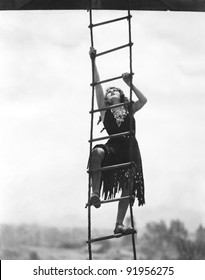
[168,220,188,240]
[195,225,205,243]
[174,238,195,259]
[139,221,175,259]
[174,236,205,260]
[143,220,169,242]
[193,225,205,259]
[29,251,40,260]
[138,220,200,259]
[0,225,17,247]
[43,227,60,247]
[167,221,205,259]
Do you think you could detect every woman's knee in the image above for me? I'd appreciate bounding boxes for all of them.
[91,147,105,163]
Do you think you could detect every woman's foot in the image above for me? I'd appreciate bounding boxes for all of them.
[90,193,101,208]
[114,223,134,234]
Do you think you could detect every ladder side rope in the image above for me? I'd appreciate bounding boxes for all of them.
[88,2,95,260]
[127,4,137,260]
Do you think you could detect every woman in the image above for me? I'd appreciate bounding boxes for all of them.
[89,47,147,234]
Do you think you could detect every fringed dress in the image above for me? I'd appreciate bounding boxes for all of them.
[94,105,145,206]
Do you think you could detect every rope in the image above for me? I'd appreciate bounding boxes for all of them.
[87,0,95,260]
[127,0,137,260]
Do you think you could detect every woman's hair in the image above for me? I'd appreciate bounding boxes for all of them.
[104,87,129,106]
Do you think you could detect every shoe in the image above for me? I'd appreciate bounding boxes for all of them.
[114,223,134,234]
[89,194,101,208]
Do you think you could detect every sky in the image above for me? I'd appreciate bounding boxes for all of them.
[0,9,205,233]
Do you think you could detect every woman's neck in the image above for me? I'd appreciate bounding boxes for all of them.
[111,98,121,105]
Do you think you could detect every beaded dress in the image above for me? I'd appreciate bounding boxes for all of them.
[94,105,145,206]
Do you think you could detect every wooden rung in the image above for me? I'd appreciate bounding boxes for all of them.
[101,195,132,204]
[89,101,132,113]
[88,162,132,173]
[88,15,131,28]
[85,195,133,208]
[89,131,131,143]
[91,75,122,86]
[90,72,134,86]
[87,229,136,243]
[96,43,133,57]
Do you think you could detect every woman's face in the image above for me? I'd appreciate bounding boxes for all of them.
[106,88,121,103]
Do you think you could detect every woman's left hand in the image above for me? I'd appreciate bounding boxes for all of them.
[89,47,97,59]
[122,72,131,86]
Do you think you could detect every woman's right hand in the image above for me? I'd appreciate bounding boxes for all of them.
[89,47,97,59]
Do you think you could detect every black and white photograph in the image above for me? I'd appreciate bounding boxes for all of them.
[0,0,205,261]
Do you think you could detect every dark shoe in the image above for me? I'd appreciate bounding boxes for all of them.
[90,194,101,208]
[114,223,134,234]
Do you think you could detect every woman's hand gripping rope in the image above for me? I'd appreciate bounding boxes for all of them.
[89,47,97,60]
[122,72,132,87]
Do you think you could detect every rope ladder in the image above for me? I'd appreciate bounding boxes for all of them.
[86,0,137,260]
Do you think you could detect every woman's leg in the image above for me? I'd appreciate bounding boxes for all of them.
[114,179,134,233]
[90,147,105,196]
[115,185,131,226]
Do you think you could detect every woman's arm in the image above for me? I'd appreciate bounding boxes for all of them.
[122,73,147,114]
[89,48,105,120]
